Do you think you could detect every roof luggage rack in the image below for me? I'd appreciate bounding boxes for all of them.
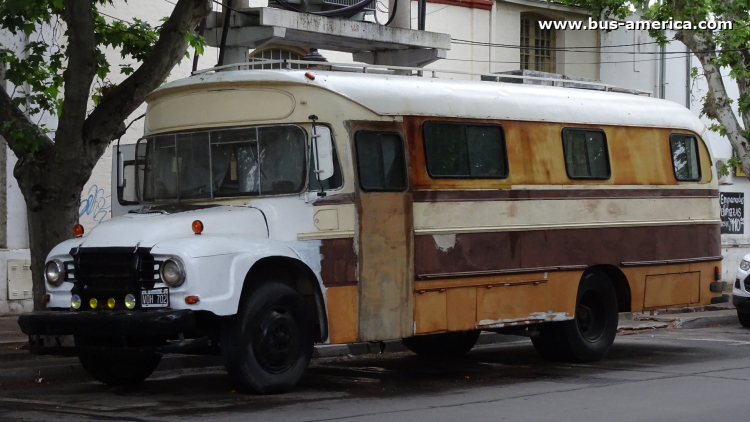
[193,59,653,96]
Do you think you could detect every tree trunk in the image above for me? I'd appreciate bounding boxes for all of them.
[26,193,80,311]
[16,152,88,311]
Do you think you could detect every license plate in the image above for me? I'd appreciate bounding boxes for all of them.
[141,288,169,308]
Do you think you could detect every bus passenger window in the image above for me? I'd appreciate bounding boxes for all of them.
[669,134,701,181]
[354,131,407,191]
[562,128,610,179]
[423,122,508,178]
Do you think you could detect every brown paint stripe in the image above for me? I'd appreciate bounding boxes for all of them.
[621,256,723,267]
[417,265,588,280]
[320,238,357,286]
[414,224,721,279]
[413,189,719,202]
[312,193,355,206]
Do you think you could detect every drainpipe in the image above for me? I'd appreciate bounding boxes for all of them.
[418,0,426,30]
[685,45,691,108]
[659,30,666,99]
[489,1,497,74]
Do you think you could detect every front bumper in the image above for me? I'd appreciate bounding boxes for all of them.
[18,310,203,356]
[18,309,195,337]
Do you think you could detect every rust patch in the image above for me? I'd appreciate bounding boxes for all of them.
[403,116,712,190]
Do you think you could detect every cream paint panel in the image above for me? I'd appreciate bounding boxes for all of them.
[299,204,355,240]
[146,89,295,133]
[149,71,707,136]
[413,197,719,233]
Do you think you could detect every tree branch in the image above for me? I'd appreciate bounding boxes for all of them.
[0,87,54,156]
[83,0,212,145]
[55,0,97,150]
[679,29,749,162]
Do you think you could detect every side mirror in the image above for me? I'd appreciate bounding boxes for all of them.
[312,126,334,181]
[117,151,126,188]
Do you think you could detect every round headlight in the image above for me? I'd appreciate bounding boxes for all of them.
[160,259,185,287]
[45,260,65,286]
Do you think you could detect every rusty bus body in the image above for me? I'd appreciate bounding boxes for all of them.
[22,68,725,393]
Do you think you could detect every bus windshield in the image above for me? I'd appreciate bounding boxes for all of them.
[136,125,307,201]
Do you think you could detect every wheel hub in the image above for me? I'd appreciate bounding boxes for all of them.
[576,290,607,342]
[252,306,300,373]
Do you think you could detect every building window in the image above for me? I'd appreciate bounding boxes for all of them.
[248,48,306,69]
[355,131,407,192]
[520,14,556,73]
[670,134,701,181]
[423,122,508,178]
[562,128,610,179]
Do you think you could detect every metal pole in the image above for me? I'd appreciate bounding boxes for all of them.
[418,0,426,31]
[217,0,233,66]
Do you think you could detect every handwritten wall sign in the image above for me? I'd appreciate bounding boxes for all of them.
[720,192,744,234]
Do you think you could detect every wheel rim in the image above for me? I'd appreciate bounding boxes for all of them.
[252,305,300,373]
[576,290,608,342]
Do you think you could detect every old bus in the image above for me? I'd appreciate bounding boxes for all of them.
[20,64,727,394]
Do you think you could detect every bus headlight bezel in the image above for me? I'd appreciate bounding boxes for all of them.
[45,259,65,286]
[160,258,186,288]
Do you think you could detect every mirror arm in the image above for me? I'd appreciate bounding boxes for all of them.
[309,114,326,197]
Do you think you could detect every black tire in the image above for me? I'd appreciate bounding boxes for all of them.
[76,338,162,386]
[222,282,314,394]
[532,270,618,362]
[402,330,480,358]
[738,311,750,328]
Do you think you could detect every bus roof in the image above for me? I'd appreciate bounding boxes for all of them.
[149,69,706,135]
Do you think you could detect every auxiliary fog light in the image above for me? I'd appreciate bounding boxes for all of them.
[89,298,98,309]
[107,298,116,309]
[71,294,81,310]
[124,294,136,310]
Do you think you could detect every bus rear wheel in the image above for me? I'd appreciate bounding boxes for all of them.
[221,282,314,394]
[402,330,480,358]
[532,270,618,362]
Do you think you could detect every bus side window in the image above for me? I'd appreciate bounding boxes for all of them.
[354,131,407,192]
[423,122,508,178]
[562,128,610,179]
[309,132,343,191]
[669,133,701,181]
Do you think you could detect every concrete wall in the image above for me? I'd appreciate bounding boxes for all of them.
[0,30,35,314]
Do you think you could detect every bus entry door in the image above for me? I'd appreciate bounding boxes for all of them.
[353,129,414,342]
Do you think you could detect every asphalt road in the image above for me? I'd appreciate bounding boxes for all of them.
[2,325,750,421]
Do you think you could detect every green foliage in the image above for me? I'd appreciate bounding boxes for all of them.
[560,0,750,143]
[0,0,205,150]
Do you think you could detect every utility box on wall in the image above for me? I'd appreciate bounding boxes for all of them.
[7,260,32,300]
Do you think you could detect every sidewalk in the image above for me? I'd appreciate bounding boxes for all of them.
[0,303,741,386]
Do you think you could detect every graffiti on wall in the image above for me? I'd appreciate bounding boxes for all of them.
[79,184,111,226]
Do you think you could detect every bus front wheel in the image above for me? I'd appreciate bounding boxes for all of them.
[402,330,481,358]
[532,270,618,362]
[221,282,314,394]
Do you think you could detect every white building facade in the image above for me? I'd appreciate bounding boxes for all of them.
[0,0,742,314]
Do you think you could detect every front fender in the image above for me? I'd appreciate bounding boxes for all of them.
[151,236,311,315]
